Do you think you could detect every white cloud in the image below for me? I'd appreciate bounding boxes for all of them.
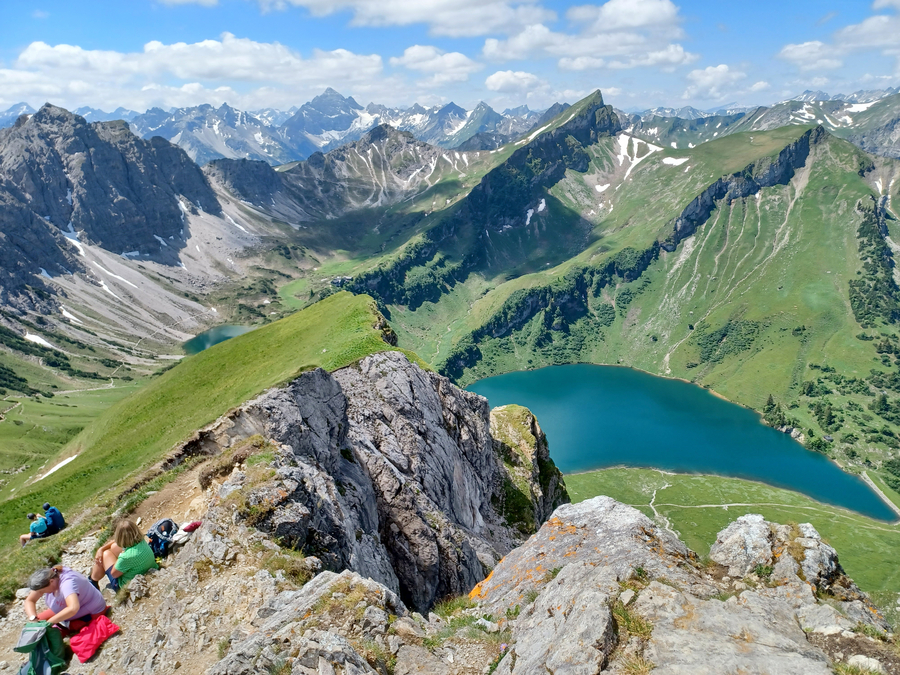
[485,70,543,92]
[259,0,554,37]
[778,4,900,76]
[558,56,606,71]
[749,80,770,92]
[566,0,680,32]
[389,45,482,85]
[1,34,386,111]
[778,41,842,71]
[682,64,746,100]
[481,0,694,72]
[607,44,698,70]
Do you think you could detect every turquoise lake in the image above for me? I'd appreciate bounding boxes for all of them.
[468,364,896,521]
[183,325,252,355]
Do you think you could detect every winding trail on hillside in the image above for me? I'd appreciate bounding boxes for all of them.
[52,378,116,395]
[647,501,900,531]
[0,401,21,423]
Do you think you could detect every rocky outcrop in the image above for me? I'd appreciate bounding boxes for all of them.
[489,404,568,529]
[472,497,893,674]
[166,350,564,613]
[1,460,896,673]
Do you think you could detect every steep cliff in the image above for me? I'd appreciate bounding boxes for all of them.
[159,350,566,612]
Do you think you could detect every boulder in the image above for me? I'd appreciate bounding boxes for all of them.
[709,514,773,576]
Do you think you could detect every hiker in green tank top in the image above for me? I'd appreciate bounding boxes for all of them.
[89,518,158,591]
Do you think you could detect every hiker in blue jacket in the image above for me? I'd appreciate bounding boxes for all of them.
[42,503,65,534]
[19,513,51,547]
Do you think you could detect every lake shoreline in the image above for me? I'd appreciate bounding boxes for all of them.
[469,363,897,522]
[476,360,867,496]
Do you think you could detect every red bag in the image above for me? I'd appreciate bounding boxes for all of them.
[69,613,120,662]
[182,520,202,532]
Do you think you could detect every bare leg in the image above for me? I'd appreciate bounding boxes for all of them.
[91,549,119,581]
[19,534,30,547]
[90,548,118,581]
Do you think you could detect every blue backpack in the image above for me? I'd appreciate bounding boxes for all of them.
[146,519,179,558]
[44,507,65,532]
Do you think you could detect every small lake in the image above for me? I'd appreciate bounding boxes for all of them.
[469,364,896,521]
[183,325,252,355]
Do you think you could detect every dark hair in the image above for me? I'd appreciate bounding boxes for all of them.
[42,503,50,511]
[26,513,36,520]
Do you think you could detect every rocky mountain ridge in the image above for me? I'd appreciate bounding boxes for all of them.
[3,91,546,166]
[0,354,893,673]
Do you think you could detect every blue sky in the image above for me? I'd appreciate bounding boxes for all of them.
[0,0,898,114]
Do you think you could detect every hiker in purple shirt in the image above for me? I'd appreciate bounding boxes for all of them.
[23,566,106,625]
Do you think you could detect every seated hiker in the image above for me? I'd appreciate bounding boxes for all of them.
[19,512,51,547]
[89,518,158,591]
[23,566,106,626]
[42,502,65,534]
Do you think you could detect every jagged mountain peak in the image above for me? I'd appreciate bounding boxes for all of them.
[309,87,363,111]
[0,103,220,259]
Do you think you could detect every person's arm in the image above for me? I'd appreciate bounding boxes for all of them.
[94,540,118,565]
[23,591,41,621]
[45,593,80,625]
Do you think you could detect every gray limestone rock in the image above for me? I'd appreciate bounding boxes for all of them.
[709,514,773,576]
[635,582,832,674]
[213,352,559,612]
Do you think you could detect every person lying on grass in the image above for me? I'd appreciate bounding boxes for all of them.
[19,512,51,547]
[23,566,106,625]
[90,518,158,591]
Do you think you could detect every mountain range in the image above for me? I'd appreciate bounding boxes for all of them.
[0,87,899,524]
[4,85,900,170]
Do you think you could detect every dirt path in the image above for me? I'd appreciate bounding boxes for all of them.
[862,471,900,520]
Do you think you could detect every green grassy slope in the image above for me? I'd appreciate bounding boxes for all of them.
[371,109,900,500]
[0,292,395,548]
[566,468,900,604]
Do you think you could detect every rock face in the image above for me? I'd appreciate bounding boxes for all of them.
[0,104,220,261]
[662,125,825,250]
[488,404,568,531]
[472,497,892,675]
[181,350,566,612]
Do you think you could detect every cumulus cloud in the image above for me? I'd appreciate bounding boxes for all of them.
[566,0,681,32]
[0,34,386,111]
[682,64,746,100]
[485,70,543,92]
[390,45,482,85]
[749,80,770,92]
[482,0,695,72]
[779,3,900,75]
[258,0,553,37]
[778,41,842,71]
